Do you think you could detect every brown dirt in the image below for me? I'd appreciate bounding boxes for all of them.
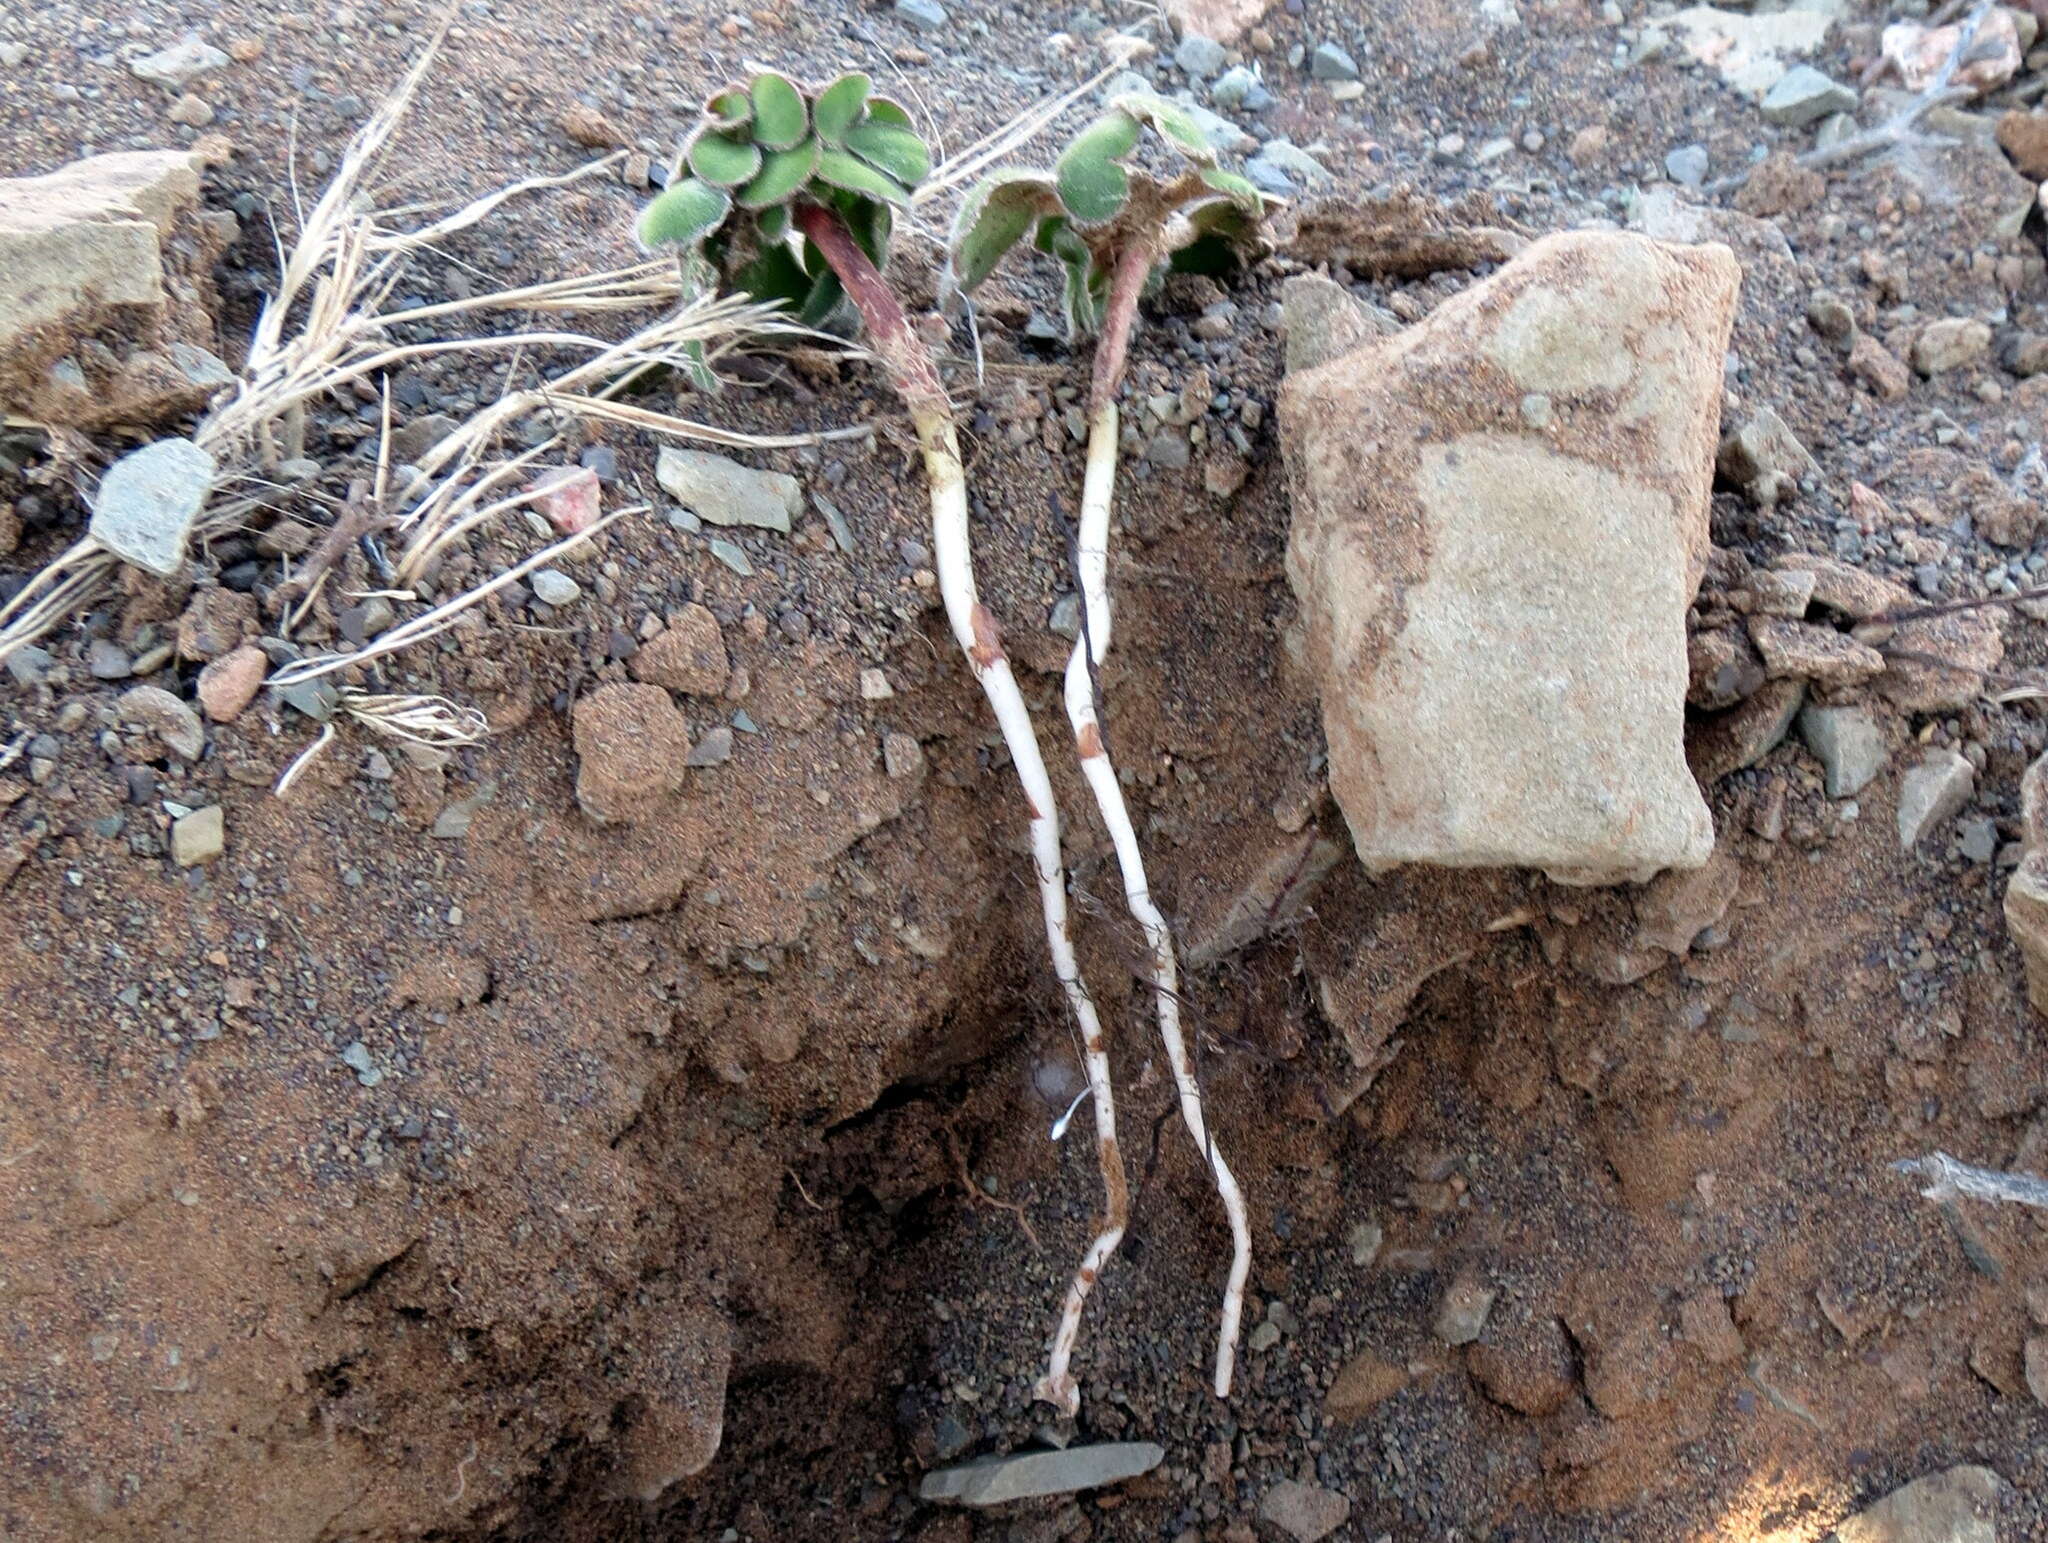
[2,0,2048,1539]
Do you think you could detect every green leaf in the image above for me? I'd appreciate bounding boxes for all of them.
[737,137,821,208]
[733,241,812,308]
[797,265,848,328]
[1113,91,1214,163]
[844,119,931,186]
[863,96,914,130]
[636,178,731,252]
[688,132,763,188]
[1055,111,1140,225]
[814,147,911,205]
[750,72,809,150]
[678,338,718,393]
[947,171,1056,293]
[1199,165,1265,216]
[812,71,871,143]
[842,192,894,268]
[707,88,753,130]
[1060,251,1108,337]
[757,203,791,244]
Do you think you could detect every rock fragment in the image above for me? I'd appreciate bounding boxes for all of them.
[572,683,690,825]
[1897,750,1974,850]
[920,1442,1164,1506]
[1282,231,1735,883]
[1830,1465,2005,1543]
[89,438,215,578]
[656,448,802,532]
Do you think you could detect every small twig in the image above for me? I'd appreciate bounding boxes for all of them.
[939,1119,1042,1251]
[1895,1149,2048,1208]
[446,1441,479,1505]
[785,1168,827,1212]
[274,723,339,798]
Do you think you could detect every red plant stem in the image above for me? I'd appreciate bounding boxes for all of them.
[794,201,947,420]
[1088,237,1157,419]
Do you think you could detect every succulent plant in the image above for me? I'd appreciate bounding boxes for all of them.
[946,92,1269,337]
[636,69,929,336]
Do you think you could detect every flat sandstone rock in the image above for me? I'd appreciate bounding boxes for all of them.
[1280,230,1738,883]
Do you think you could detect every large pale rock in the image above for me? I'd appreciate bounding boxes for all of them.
[1829,1465,2004,1543]
[1281,230,1738,884]
[0,148,232,430]
[0,149,199,358]
[2006,751,2048,1016]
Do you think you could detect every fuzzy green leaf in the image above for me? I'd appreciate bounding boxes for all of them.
[707,88,753,130]
[1060,251,1108,337]
[732,241,812,308]
[812,71,871,143]
[688,132,764,188]
[814,147,911,205]
[750,72,809,150]
[636,178,732,252]
[1054,111,1139,225]
[1198,165,1264,216]
[737,137,821,208]
[863,96,914,130]
[1113,91,1214,163]
[843,120,931,187]
[798,265,848,328]
[757,203,791,244]
[948,172,1056,293]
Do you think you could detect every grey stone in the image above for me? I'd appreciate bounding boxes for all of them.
[1281,231,1735,883]
[1897,749,1974,850]
[529,569,582,607]
[86,638,133,680]
[1310,41,1359,81]
[1259,1479,1351,1542]
[1175,32,1227,76]
[339,1040,384,1088]
[1800,704,1887,798]
[686,725,734,768]
[1959,816,1999,864]
[130,36,230,91]
[894,0,947,30]
[656,447,800,533]
[1210,64,1258,109]
[1170,94,1255,154]
[1829,1465,2004,1543]
[920,1442,1164,1507]
[1049,592,1082,639]
[1665,143,1710,187]
[1281,273,1396,375]
[1145,429,1191,470]
[117,684,205,761]
[1762,64,1856,126]
[1248,139,1332,188]
[5,645,53,686]
[1434,1277,1497,1344]
[90,437,215,578]
[1246,158,1298,195]
[169,804,223,867]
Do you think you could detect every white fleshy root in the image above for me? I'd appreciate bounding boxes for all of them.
[912,411,1126,1418]
[1063,399,1252,1398]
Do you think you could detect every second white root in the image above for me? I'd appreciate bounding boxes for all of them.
[915,411,1127,1419]
[1064,399,1252,1398]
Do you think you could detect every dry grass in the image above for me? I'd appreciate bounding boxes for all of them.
[0,26,847,674]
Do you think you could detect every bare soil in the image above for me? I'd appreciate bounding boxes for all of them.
[2,0,2047,1539]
